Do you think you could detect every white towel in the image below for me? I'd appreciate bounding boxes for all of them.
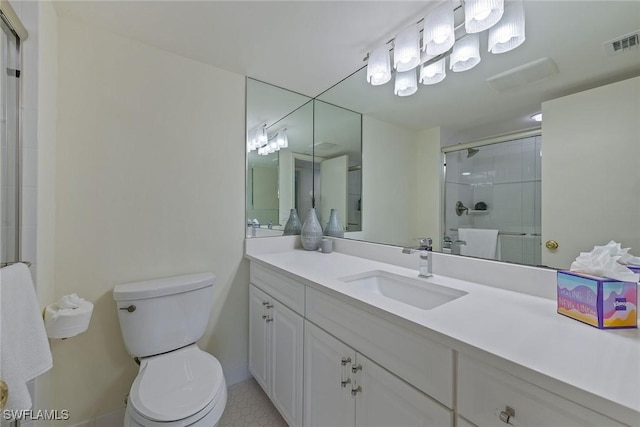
[0,263,53,411]
[459,228,500,260]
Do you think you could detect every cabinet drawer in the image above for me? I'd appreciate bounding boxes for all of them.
[306,287,453,408]
[250,263,305,315]
[457,354,625,427]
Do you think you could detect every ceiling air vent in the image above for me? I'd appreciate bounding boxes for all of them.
[604,31,640,55]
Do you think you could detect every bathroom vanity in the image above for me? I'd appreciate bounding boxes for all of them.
[245,237,640,427]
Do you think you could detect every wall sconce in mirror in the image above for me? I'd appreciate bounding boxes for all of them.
[364,0,525,97]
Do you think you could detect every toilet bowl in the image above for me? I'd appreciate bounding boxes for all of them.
[124,345,227,427]
[113,273,227,427]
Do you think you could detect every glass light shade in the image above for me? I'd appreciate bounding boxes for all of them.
[394,25,420,72]
[394,69,418,97]
[276,130,288,148]
[268,139,278,153]
[257,126,268,147]
[465,0,504,33]
[450,34,481,72]
[423,2,455,56]
[488,1,525,54]
[366,46,392,85]
[420,57,446,85]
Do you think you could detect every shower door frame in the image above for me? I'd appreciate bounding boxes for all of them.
[0,7,21,267]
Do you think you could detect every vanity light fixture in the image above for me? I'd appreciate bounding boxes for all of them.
[488,0,525,54]
[248,126,288,156]
[365,0,522,97]
[530,112,542,122]
[276,129,288,148]
[423,1,455,56]
[420,56,447,85]
[464,0,504,34]
[450,33,481,72]
[366,46,392,85]
[394,69,418,96]
[394,25,421,72]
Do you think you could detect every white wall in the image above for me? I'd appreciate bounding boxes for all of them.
[362,116,418,247]
[53,15,247,425]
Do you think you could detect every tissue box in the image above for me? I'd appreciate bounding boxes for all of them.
[557,271,637,329]
[626,265,640,277]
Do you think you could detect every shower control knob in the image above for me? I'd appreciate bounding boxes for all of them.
[545,240,559,250]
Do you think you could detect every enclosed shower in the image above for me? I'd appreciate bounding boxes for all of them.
[444,134,542,266]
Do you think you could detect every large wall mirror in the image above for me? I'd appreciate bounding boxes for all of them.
[247,1,640,271]
[246,79,362,237]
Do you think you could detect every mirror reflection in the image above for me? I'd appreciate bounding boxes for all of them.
[315,0,640,269]
[247,1,640,271]
[246,80,363,238]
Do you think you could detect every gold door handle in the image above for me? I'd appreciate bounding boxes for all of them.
[545,240,559,250]
[1,380,8,410]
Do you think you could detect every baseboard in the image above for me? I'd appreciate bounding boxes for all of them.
[224,364,251,386]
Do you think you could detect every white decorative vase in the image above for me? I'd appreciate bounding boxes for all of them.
[301,208,323,251]
[283,209,302,235]
[324,208,344,238]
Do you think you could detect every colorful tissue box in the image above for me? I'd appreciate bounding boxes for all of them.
[557,271,637,329]
[626,265,640,277]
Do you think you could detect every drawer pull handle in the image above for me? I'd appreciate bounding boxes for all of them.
[498,407,521,426]
[265,304,274,309]
[341,357,352,366]
[341,378,351,388]
[352,364,362,373]
[265,317,273,323]
[262,301,269,306]
[351,386,362,396]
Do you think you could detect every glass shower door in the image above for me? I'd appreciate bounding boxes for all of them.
[0,16,20,267]
[443,135,542,266]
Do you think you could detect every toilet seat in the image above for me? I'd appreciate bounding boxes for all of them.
[128,344,226,425]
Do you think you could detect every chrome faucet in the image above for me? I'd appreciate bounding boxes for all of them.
[402,237,433,278]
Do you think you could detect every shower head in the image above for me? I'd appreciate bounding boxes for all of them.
[466,148,479,158]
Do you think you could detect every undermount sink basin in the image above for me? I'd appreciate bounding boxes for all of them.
[339,270,467,311]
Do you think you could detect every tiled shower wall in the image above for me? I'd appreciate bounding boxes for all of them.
[445,136,542,266]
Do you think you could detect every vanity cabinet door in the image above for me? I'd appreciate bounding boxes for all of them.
[271,299,304,427]
[354,352,453,427]
[304,321,356,427]
[249,284,271,392]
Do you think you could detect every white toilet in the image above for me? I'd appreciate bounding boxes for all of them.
[113,272,227,427]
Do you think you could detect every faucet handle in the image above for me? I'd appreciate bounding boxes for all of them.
[415,237,432,250]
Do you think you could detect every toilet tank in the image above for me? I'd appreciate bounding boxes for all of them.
[113,272,215,358]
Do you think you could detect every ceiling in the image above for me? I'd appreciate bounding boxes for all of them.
[56,1,640,140]
[54,0,436,98]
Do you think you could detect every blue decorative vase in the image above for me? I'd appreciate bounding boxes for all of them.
[283,209,302,235]
[301,208,323,251]
[324,208,344,238]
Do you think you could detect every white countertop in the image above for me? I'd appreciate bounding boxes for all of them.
[246,248,640,423]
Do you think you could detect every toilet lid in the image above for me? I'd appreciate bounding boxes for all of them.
[129,345,225,422]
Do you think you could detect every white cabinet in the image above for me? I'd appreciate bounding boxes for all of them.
[304,321,452,427]
[457,354,625,427]
[249,284,304,427]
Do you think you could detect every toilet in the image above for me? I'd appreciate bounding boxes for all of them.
[113,272,227,427]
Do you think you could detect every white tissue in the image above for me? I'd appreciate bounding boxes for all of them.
[570,241,640,282]
[44,294,93,339]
